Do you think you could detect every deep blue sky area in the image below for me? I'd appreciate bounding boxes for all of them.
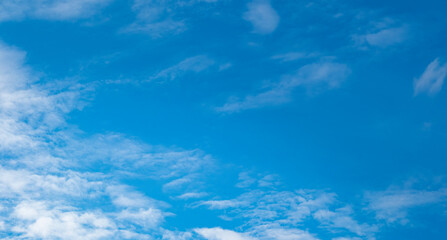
[0,0,446,240]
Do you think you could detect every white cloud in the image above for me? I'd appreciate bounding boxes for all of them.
[313,207,377,237]
[243,0,279,34]
[366,187,447,224]
[11,201,116,240]
[149,55,215,82]
[0,0,111,21]
[125,0,185,37]
[236,172,257,188]
[176,192,209,200]
[106,185,159,208]
[195,227,255,240]
[0,43,88,155]
[198,189,373,239]
[414,58,447,96]
[260,228,318,240]
[59,133,216,185]
[332,237,362,240]
[350,15,408,49]
[0,38,438,240]
[0,42,188,239]
[116,208,166,229]
[216,62,350,112]
[0,167,103,199]
[200,199,249,210]
[363,27,407,47]
[162,230,193,240]
[125,0,219,37]
[271,52,318,62]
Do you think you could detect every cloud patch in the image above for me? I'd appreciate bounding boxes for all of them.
[414,58,447,96]
[0,0,111,21]
[366,186,447,224]
[243,0,279,34]
[149,55,215,82]
[216,62,350,113]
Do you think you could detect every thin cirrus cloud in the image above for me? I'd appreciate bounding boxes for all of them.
[148,55,215,82]
[123,0,186,38]
[243,0,280,34]
[216,62,350,113]
[124,0,219,38]
[0,0,111,21]
[271,52,318,62]
[365,185,447,224]
[414,58,447,96]
[197,177,378,239]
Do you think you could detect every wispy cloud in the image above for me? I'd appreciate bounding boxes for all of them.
[366,184,447,224]
[124,0,186,38]
[243,0,279,34]
[197,172,374,238]
[351,16,409,49]
[0,0,111,21]
[313,207,378,237]
[124,0,219,37]
[216,62,350,113]
[197,187,375,239]
[148,55,215,82]
[356,27,407,48]
[271,52,318,62]
[414,58,447,96]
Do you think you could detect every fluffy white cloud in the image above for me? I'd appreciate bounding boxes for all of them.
[0,167,103,199]
[243,0,279,34]
[195,227,255,240]
[414,58,447,96]
[260,228,318,240]
[11,201,116,240]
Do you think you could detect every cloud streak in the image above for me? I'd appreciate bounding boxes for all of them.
[125,0,220,37]
[414,58,447,96]
[216,62,350,113]
[0,0,111,21]
[366,186,447,224]
[148,55,215,82]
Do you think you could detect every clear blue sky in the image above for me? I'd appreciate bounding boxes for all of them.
[0,0,446,239]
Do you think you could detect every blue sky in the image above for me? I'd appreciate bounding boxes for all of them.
[0,0,446,239]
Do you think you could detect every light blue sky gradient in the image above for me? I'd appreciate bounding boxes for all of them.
[0,0,446,239]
